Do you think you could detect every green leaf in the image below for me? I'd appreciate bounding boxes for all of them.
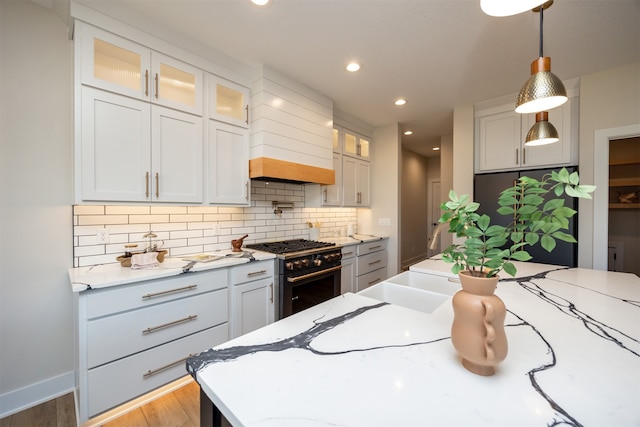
[558,167,570,183]
[452,264,463,275]
[503,262,517,277]
[476,214,490,230]
[525,232,539,246]
[541,235,557,252]
[564,185,581,198]
[510,231,523,243]
[465,202,480,213]
[522,194,544,206]
[448,189,458,202]
[517,205,538,215]
[497,206,514,215]
[569,170,580,185]
[552,231,577,243]
[553,206,577,218]
[554,185,564,197]
[510,250,532,261]
[543,199,564,211]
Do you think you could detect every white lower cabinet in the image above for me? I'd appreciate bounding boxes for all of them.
[355,240,388,292]
[230,260,275,339]
[340,245,357,294]
[76,269,229,423]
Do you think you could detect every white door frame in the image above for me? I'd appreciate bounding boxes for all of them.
[427,179,441,256]
[592,124,640,270]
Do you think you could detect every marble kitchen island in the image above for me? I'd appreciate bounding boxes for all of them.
[186,259,640,426]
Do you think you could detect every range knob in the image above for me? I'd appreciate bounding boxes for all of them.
[301,258,310,267]
[313,258,322,267]
[293,260,302,269]
[285,262,294,271]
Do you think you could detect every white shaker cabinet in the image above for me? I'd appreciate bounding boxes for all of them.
[79,23,203,116]
[340,245,357,294]
[342,128,371,161]
[343,156,370,207]
[75,270,229,423]
[475,86,578,173]
[81,87,203,203]
[209,76,250,129]
[229,260,275,339]
[355,239,388,292]
[207,121,250,205]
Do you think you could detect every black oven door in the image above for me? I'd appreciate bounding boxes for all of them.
[281,265,341,318]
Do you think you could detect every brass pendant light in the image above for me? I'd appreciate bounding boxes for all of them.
[515,0,567,114]
[525,111,559,146]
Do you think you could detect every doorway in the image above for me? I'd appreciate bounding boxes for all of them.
[593,124,640,272]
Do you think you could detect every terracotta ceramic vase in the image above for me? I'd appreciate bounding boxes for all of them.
[451,270,508,376]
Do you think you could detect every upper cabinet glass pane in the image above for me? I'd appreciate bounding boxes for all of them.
[159,62,196,107]
[216,84,244,121]
[359,138,370,158]
[93,38,141,92]
[332,128,340,152]
[344,132,357,155]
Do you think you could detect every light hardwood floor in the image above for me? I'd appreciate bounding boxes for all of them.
[0,381,201,427]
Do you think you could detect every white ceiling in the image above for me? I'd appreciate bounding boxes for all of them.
[69,0,639,157]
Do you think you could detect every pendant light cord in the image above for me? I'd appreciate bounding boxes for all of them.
[539,6,544,57]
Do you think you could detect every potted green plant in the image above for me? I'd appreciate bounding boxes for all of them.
[438,167,596,278]
[436,167,595,376]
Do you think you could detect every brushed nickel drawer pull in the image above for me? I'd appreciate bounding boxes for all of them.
[368,260,382,266]
[142,284,197,299]
[247,269,267,277]
[245,104,249,125]
[144,70,149,96]
[154,73,159,99]
[143,354,193,379]
[368,277,382,285]
[287,265,342,283]
[269,282,273,303]
[145,171,150,198]
[142,315,198,335]
[343,251,354,257]
[368,245,382,251]
[155,172,159,198]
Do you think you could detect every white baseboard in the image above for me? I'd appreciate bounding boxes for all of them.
[0,371,75,419]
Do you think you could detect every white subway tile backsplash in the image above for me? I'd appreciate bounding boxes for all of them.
[73,185,357,267]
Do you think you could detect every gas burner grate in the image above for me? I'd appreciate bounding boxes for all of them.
[246,239,335,255]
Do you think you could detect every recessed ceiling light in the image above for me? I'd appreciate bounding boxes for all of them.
[403,130,413,135]
[251,0,271,6]
[394,98,407,106]
[433,147,440,151]
[346,62,361,72]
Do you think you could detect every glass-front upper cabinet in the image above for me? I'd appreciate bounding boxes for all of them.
[209,76,250,128]
[79,23,203,116]
[332,128,341,153]
[342,129,371,160]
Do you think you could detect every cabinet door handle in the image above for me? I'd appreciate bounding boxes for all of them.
[522,147,526,165]
[287,265,342,283]
[154,73,159,99]
[245,104,249,125]
[323,188,327,203]
[245,181,249,201]
[145,172,150,198]
[143,354,193,379]
[269,282,273,303]
[155,172,159,198]
[142,284,198,299]
[144,70,149,96]
[247,269,267,277]
[142,314,198,335]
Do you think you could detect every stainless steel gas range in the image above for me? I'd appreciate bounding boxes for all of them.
[245,239,342,319]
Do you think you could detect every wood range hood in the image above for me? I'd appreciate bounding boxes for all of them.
[249,157,335,185]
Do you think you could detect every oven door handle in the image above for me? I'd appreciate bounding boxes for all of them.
[286,265,342,283]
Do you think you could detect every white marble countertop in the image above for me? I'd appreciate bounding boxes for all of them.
[68,250,275,292]
[321,234,388,246]
[187,259,640,426]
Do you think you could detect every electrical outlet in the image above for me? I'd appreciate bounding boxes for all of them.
[212,223,221,236]
[96,228,110,244]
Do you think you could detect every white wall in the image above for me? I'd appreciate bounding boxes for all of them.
[359,123,401,276]
[400,149,430,269]
[577,61,640,269]
[0,0,75,416]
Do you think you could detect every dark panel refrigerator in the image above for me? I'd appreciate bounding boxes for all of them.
[474,167,578,268]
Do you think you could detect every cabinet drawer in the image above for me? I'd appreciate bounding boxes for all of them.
[230,260,274,285]
[85,269,227,319]
[341,246,357,259]
[356,250,388,277]
[87,325,227,418]
[87,288,228,368]
[356,266,388,292]
[357,240,387,256]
